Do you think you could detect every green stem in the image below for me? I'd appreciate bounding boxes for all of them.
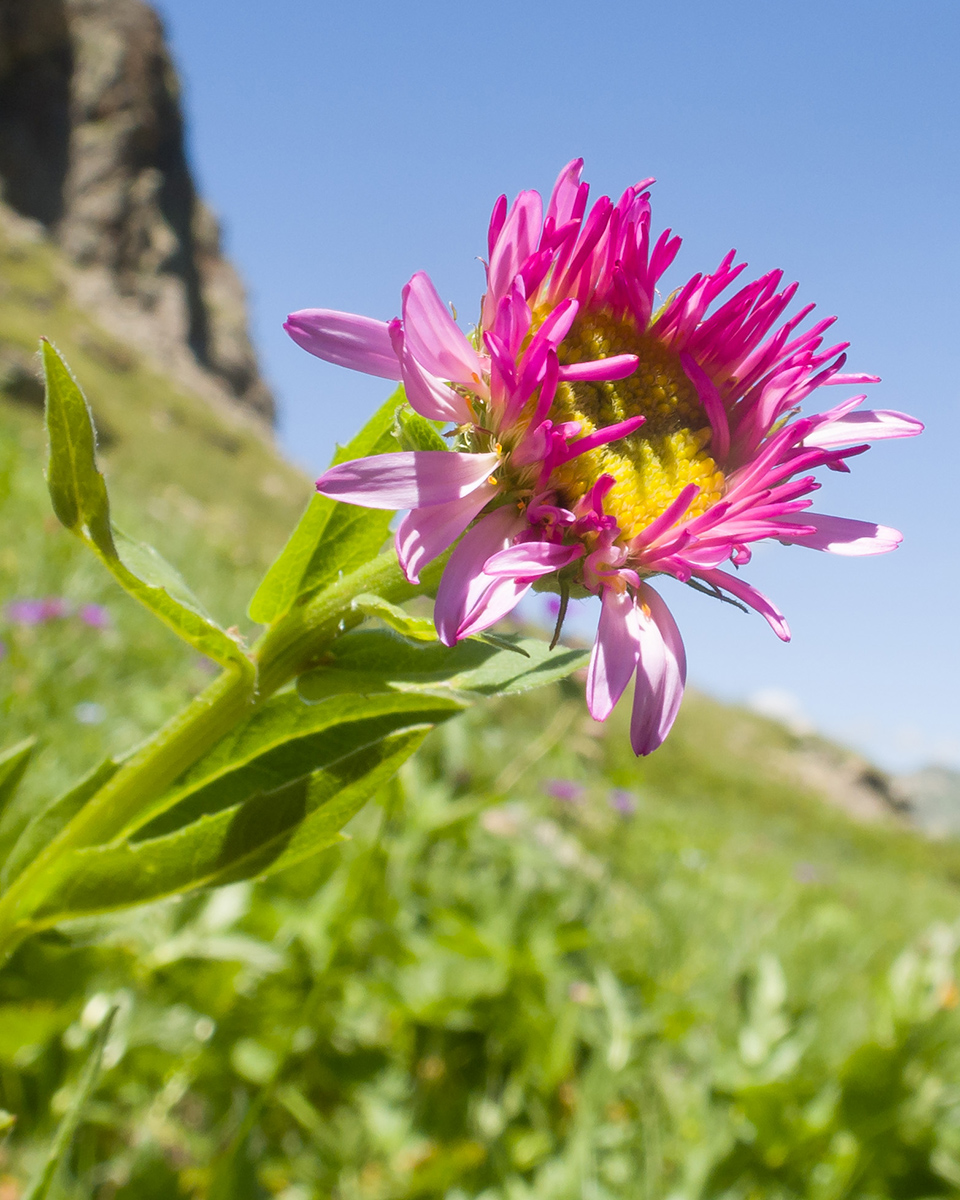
[0,548,442,965]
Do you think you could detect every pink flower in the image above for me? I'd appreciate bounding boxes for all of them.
[287,162,922,756]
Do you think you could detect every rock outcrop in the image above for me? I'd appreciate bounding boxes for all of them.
[0,0,273,421]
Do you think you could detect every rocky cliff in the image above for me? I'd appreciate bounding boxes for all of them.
[0,0,273,421]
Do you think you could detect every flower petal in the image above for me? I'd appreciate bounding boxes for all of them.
[776,512,902,555]
[396,481,498,584]
[434,506,527,644]
[316,451,499,510]
[389,320,472,423]
[695,568,791,641]
[587,587,641,722]
[481,541,583,578]
[557,354,639,382]
[639,583,687,744]
[284,310,401,380]
[803,408,924,448]
[402,272,484,386]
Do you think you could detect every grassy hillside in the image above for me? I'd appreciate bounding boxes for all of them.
[2,220,960,1198]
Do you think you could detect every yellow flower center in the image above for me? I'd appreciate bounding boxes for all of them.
[547,310,725,540]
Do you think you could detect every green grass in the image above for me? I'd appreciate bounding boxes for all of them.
[2,224,960,1198]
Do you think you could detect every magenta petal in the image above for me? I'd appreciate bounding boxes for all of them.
[284,310,401,380]
[316,450,498,510]
[628,610,669,756]
[402,272,484,386]
[393,323,472,423]
[557,354,639,382]
[587,588,641,722]
[695,568,791,641]
[638,583,686,745]
[481,541,583,578]
[456,576,533,641]
[776,512,902,555]
[434,506,526,644]
[804,409,924,448]
[396,481,497,584]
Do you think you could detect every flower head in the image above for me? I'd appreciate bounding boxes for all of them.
[287,161,922,755]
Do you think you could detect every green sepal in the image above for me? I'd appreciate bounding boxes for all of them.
[248,388,404,625]
[351,592,438,641]
[33,729,432,921]
[394,406,448,452]
[297,629,589,703]
[41,341,252,674]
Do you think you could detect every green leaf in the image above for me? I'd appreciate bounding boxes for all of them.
[21,1004,117,1200]
[126,689,465,840]
[35,729,431,920]
[41,341,251,673]
[352,593,438,641]
[42,339,113,551]
[0,738,37,826]
[395,406,448,452]
[2,758,120,890]
[297,629,589,702]
[248,388,403,624]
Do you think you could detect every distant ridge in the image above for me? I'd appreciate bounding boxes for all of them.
[0,0,273,421]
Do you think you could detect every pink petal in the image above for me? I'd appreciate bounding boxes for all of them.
[629,611,668,756]
[284,310,402,380]
[695,568,791,641]
[639,583,686,743]
[485,190,544,322]
[455,575,533,641]
[587,588,641,722]
[546,158,586,229]
[481,541,583,578]
[803,409,924,448]
[396,481,497,584]
[316,450,498,510]
[402,272,484,386]
[776,512,902,556]
[434,506,527,645]
[680,352,730,461]
[557,354,639,382]
[390,320,472,423]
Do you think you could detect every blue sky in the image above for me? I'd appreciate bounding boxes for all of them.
[153,0,959,772]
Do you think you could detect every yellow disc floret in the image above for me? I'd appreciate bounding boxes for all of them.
[548,310,725,540]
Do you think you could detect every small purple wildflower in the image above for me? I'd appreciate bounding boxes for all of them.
[545,596,562,617]
[608,789,637,816]
[79,603,111,629]
[7,599,49,625]
[544,778,584,804]
[41,597,70,620]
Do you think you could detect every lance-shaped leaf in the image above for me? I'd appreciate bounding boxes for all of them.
[248,389,404,624]
[0,738,36,827]
[297,629,589,703]
[2,758,121,890]
[41,340,252,674]
[125,689,465,840]
[34,729,430,921]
